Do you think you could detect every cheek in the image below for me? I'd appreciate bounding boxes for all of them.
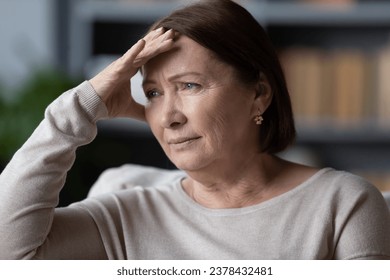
[205,98,251,141]
[145,105,162,137]
[199,104,232,147]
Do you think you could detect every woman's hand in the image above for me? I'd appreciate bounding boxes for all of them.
[89,28,175,120]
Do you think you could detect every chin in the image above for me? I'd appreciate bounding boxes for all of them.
[169,155,210,172]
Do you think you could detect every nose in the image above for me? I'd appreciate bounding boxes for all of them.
[160,93,187,129]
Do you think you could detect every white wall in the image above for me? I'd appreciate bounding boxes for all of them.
[0,0,55,97]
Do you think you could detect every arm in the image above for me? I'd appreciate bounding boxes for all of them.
[0,28,175,259]
[0,82,109,259]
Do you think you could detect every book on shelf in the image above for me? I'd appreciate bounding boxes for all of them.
[279,46,390,128]
[331,50,367,126]
[279,48,323,125]
[377,48,390,127]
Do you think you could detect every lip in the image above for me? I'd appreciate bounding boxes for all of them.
[167,136,201,145]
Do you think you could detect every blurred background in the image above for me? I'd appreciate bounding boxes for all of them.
[0,0,390,205]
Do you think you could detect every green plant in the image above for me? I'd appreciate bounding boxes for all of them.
[0,69,80,162]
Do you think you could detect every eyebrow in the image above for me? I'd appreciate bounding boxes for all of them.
[142,71,203,88]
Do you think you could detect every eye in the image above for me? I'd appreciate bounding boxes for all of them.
[145,90,161,100]
[182,83,200,90]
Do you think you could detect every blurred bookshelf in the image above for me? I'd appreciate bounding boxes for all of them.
[261,0,390,192]
[66,0,390,193]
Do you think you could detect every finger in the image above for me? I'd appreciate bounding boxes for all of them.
[158,29,175,43]
[143,27,165,41]
[133,40,174,67]
[119,39,146,71]
[133,30,176,67]
[141,28,175,56]
[163,29,176,40]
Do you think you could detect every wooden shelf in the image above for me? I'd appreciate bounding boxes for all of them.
[296,122,390,144]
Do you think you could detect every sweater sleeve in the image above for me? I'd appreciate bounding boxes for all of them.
[0,81,109,259]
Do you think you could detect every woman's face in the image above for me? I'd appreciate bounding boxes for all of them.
[142,35,263,172]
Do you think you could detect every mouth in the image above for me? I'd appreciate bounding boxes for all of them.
[168,136,201,145]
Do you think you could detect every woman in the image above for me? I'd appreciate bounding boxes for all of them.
[0,0,389,259]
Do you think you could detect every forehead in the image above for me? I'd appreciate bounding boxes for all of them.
[143,35,220,78]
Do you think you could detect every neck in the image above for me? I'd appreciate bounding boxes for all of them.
[182,153,285,209]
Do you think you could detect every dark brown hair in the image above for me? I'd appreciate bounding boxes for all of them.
[150,0,295,153]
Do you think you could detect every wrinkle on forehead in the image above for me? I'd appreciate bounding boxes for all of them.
[142,35,234,86]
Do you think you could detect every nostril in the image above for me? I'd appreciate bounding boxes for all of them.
[170,121,181,128]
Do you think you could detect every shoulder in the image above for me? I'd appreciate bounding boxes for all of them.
[277,159,381,203]
[87,164,185,197]
[334,170,387,205]
[317,169,390,259]
[311,167,389,225]
[311,168,381,198]
[299,168,389,219]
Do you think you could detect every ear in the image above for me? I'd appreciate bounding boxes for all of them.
[251,73,273,116]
